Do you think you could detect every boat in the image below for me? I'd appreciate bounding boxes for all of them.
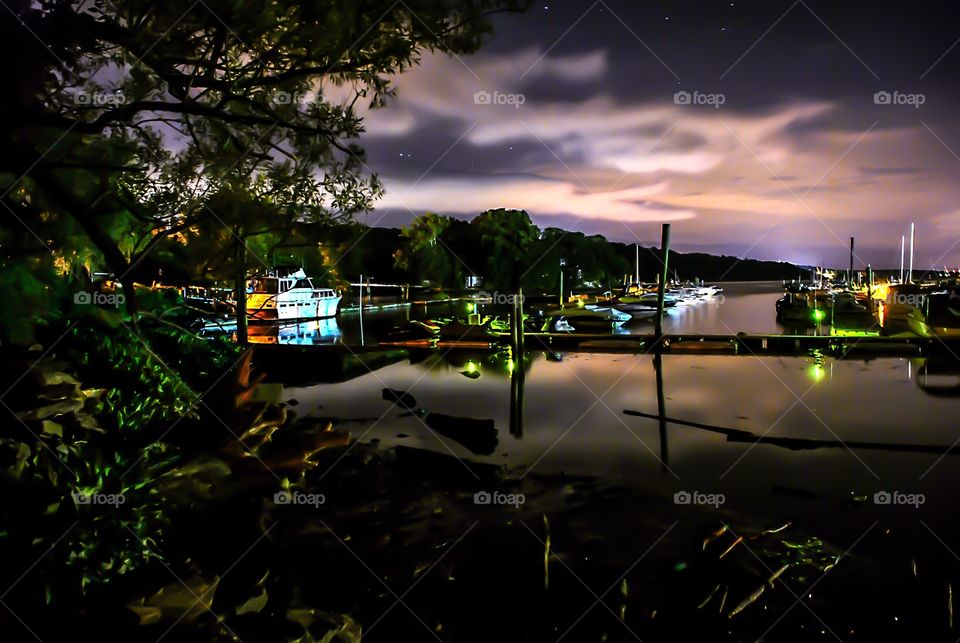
[829,292,875,333]
[611,303,659,320]
[907,291,960,337]
[616,291,677,308]
[881,283,928,329]
[545,306,631,332]
[245,269,341,321]
[776,291,826,325]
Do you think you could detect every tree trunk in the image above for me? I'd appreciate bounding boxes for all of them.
[234,238,248,344]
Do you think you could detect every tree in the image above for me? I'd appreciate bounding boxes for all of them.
[394,212,462,287]
[471,208,539,292]
[0,0,530,334]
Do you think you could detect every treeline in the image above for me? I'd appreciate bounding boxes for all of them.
[143,208,805,293]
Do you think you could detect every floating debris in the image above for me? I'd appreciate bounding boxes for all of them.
[728,585,765,618]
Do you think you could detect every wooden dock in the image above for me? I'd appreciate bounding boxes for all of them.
[251,332,960,362]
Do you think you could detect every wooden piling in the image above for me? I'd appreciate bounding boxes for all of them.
[654,224,672,340]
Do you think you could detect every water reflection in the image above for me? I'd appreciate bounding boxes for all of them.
[287,349,960,544]
[247,318,342,345]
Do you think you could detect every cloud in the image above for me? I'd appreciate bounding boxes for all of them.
[342,44,960,266]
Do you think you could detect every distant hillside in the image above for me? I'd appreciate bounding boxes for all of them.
[608,241,809,283]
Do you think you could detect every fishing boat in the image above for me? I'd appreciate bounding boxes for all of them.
[245,269,341,321]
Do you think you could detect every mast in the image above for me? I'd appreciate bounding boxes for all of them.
[899,235,905,283]
[908,223,915,283]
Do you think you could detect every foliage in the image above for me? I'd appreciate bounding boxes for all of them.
[470,208,539,291]
[1,0,529,317]
[394,212,463,287]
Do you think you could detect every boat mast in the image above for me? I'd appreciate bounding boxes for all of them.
[908,222,915,283]
[899,234,905,283]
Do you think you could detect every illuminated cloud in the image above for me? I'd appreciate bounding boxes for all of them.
[343,13,960,268]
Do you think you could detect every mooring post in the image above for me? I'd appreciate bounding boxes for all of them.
[513,286,525,354]
[654,223,672,341]
[509,347,525,438]
[358,274,364,347]
[653,351,669,472]
[849,237,854,286]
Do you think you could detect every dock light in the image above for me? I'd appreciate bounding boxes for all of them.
[812,309,826,322]
[466,361,478,374]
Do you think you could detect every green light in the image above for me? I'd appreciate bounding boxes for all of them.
[507,359,515,373]
[812,309,826,322]
[809,364,826,382]
[576,299,585,308]
[466,361,478,373]
[466,302,475,313]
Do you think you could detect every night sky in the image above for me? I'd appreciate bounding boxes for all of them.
[347,0,960,269]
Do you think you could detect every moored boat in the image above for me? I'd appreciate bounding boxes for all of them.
[245,269,341,321]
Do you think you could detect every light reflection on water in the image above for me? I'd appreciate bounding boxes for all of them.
[288,349,960,542]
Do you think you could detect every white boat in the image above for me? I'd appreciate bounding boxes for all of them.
[546,305,631,332]
[245,269,341,321]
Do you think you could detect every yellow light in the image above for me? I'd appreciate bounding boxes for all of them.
[466,361,478,373]
[577,299,585,308]
[507,359,515,373]
[466,302,475,313]
[809,364,826,382]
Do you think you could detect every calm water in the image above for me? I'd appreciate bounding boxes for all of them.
[288,350,960,544]
[267,283,960,640]
[255,281,804,345]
